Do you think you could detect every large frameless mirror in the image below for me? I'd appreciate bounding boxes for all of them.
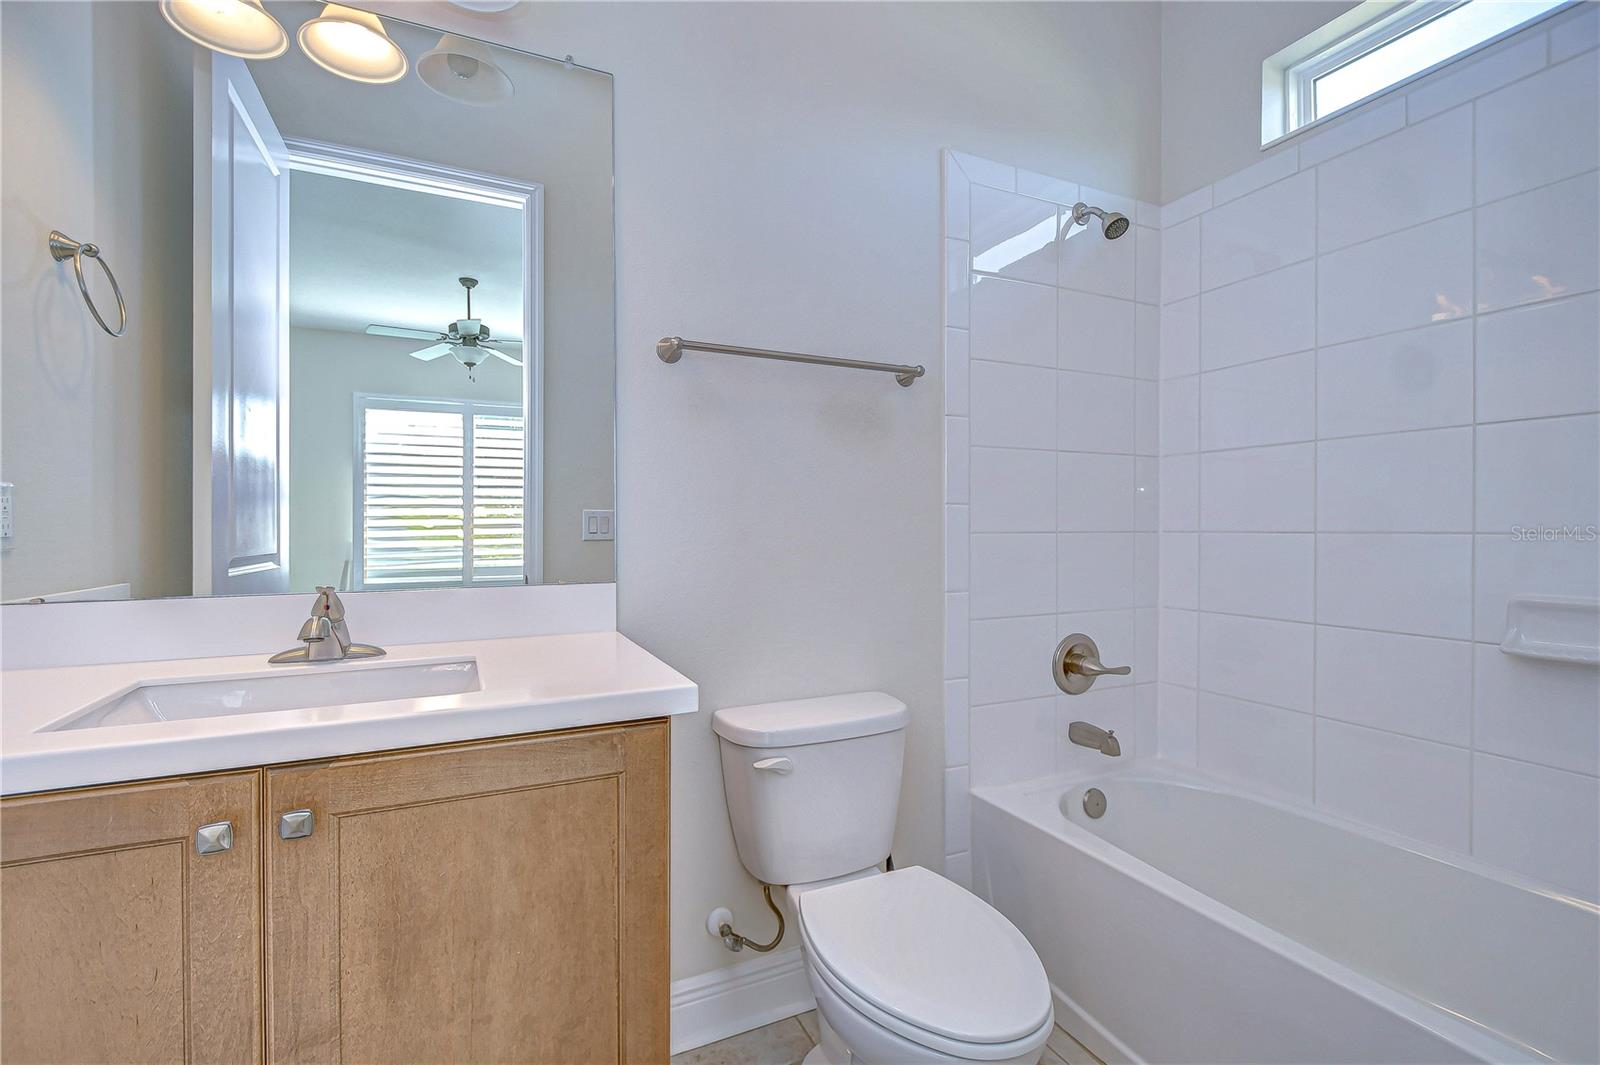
[1,1,615,602]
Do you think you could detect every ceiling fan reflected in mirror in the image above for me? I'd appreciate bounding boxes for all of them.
[365,276,522,381]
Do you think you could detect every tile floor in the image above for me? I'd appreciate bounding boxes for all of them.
[669,1012,1102,1065]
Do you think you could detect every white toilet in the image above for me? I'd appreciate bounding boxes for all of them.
[713,692,1054,1065]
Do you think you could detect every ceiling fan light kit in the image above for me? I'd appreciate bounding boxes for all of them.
[365,276,523,381]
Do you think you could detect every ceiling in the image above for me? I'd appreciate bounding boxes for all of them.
[288,170,524,340]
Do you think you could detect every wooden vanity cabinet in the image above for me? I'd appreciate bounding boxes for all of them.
[264,721,670,1064]
[0,771,264,1065]
[0,720,670,1065]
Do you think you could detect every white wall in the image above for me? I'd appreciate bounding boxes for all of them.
[287,326,522,590]
[0,2,193,601]
[1160,0,1357,202]
[1155,7,1600,901]
[366,0,1163,985]
[940,151,1159,880]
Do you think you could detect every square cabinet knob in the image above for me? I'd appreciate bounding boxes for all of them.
[278,809,315,840]
[195,821,234,855]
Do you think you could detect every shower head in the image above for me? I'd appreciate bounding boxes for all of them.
[1070,201,1130,240]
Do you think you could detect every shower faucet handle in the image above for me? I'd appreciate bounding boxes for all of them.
[1054,633,1131,695]
[1074,658,1132,678]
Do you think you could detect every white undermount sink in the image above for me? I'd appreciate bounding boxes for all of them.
[47,659,482,731]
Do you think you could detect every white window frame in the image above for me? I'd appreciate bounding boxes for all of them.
[1285,1,1456,132]
[285,137,545,584]
[1263,0,1577,146]
[352,394,527,591]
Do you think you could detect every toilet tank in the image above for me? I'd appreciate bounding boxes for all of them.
[712,692,908,887]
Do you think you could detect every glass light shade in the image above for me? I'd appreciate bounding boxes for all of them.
[159,0,288,60]
[296,4,408,84]
[417,35,514,105]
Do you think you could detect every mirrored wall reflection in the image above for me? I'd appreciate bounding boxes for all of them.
[0,2,615,603]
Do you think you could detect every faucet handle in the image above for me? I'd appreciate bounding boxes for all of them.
[313,586,346,622]
[1054,633,1132,695]
[270,589,382,664]
[1073,658,1132,679]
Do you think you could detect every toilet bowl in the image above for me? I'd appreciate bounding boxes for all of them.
[711,693,1053,1065]
[792,867,1053,1065]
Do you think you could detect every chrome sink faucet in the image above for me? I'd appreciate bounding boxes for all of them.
[1067,721,1122,757]
[268,588,386,664]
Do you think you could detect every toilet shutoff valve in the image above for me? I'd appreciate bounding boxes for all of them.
[707,885,786,953]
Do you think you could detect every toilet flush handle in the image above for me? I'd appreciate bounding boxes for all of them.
[752,756,794,774]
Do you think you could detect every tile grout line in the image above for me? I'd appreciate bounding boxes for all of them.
[1467,90,1481,855]
[1193,190,1206,767]
[962,183,975,859]
[1133,219,1150,754]
[1144,407,1599,460]
[1051,200,1064,777]
[1311,154,1320,808]
[1143,604,1510,645]
[1159,278,1599,385]
[1176,685,1595,781]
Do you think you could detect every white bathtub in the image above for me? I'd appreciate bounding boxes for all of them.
[972,761,1599,1065]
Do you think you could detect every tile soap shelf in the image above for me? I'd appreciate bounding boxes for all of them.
[1499,596,1600,665]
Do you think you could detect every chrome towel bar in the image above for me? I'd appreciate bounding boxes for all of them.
[657,336,925,387]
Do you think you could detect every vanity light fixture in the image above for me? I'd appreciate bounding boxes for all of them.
[296,4,408,84]
[158,0,289,60]
[417,34,514,105]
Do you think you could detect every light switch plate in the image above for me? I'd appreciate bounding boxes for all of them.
[581,509,614,541]
[0,482,13,542]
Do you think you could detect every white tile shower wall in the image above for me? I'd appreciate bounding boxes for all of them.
[1155,9,1600,901]
[944,150,1155,875]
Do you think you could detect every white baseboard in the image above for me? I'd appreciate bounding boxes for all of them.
[670,947,815,1055]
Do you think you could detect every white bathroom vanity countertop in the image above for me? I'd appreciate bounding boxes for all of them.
[0,631,697,795]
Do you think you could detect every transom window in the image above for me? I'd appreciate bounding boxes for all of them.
[354,396,526,590]
[1264,0,1572,143]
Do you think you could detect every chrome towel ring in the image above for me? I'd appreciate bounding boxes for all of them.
[48,230,127,338]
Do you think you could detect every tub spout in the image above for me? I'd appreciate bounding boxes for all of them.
[1068,720,1121,757]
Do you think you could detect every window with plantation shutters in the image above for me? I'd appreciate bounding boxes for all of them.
[354,396,526,589]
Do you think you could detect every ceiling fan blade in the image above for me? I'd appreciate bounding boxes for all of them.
[487,337,523,347]
[409,343,455,362]
[486,347,523,367]
[368,324,445,341]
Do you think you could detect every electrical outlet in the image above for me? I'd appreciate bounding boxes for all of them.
[0,483,13,542]
[581,509,614,541]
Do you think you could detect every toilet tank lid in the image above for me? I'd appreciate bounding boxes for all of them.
[711,691,908,748]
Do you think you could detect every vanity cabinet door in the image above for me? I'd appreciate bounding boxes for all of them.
[264,721,669,1065]
[0,771,264,1065]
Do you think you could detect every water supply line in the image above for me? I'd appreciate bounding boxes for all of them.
[715,854,894,953]
[718,883,785,953]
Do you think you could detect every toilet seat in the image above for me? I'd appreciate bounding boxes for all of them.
[795,867,1052,1058]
